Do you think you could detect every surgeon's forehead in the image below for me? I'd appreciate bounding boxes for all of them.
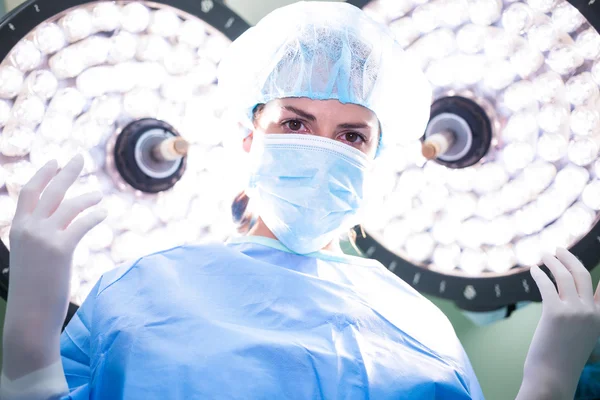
[264,98,378,121]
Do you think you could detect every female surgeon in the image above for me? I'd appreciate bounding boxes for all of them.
[2,2,600,399]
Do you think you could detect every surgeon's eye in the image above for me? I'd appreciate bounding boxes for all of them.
[342,132,366,144]
[282,119,308,132]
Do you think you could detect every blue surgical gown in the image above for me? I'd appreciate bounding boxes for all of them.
[60,236,484,399]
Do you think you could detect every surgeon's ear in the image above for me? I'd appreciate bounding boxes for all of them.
[243,133,253,153]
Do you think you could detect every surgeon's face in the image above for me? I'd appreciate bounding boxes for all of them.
[246,97,381,158]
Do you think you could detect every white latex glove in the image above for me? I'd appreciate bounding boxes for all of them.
[2,155,106,382]
[517,248,600,400]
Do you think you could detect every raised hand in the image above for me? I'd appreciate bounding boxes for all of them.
[3,155,107,380]
[517,248,600,400]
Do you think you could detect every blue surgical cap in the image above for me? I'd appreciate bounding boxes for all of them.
[217,1,432,151]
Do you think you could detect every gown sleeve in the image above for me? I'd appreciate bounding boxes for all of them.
[59,279,101,400]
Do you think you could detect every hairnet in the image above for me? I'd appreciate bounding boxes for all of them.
[217,1,432,151]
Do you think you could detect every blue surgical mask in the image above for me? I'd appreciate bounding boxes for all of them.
[247,134,372,254]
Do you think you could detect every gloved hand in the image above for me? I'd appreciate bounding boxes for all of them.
[2,155,106,381]
[517,248,600,400]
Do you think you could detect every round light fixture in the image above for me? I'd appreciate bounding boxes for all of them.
[350,0,600,311]
[0,0,250,324]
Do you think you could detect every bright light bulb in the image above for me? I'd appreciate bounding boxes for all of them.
[33,23,66,55]
[528,22,557,52]
[539,221,572,254]
[48,88,86,118]
[137,35,170,62]
[0,100,10,127]
[405,233,435,262]
[582,180,600,210]
[38,113,73,143]
[526,0,556,12]
[501,142,534,172]
[412,3,440,33]
[458,218,486,248]
[25,70,58,100]
[502,110,539,142]
[0,124,35,157]
[483,59,516,90]
[459,248,487,274]
[571,106,600,136]
[108,31,138,64]
[0,66,24,99]
[92,2,121,32]
[161,75,195,102]
[576,28,600,60]
[501,3,533,34]
[515,204,546,235]
[474,162,508,193]
[515,235,543,266]
[432,244,461,272]
[537,133,567,161]
[0,195,16,228]
[484,27,517,59]
[405,207,435,232]
[487,246,516,273]
[510,43,544,78]
[121,3,151,33]
[568,137,600,166]
[89,95,123,126]
[538,103,569,133]
[418,184,449,211]
[522,160,557,194]
[29,138,62,169]
[445,192,477,220]
[446,167,476,192]
[555,165,590,196]
[546,41,584,75]
[456,24,487,53]
[4,161,36,198]
[551,2,585,33]
[561,202,595,237]
[84,222,114,251]
[503,80,535,111]
[111,231,147,262]
[123,88,160,119]
[49,48,86,79]
[477,193,504,220]
[76,66,113,97]
[382,220,412,249]
[188,59,218,87]
[178,19,207,48]
[164,44,196,75]
[532,71,565,103]
[432,217,461,244]
[71,114,107,149]
[149,9,181,37]
[440,0,469,27]
[485,216,516,245]
[9,40,41,72]
[390,18,421,48]
[469,0,502,26]
[59,9,94,43]
[566,73,598,106]
[11,95,45,127]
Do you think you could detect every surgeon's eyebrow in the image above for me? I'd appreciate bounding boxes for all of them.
[337,122,370,130]
[282,106,317,122]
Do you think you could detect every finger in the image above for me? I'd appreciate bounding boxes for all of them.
[48,191,103,230]
[33,155,84,219]
[555,248,594,301]
[14,160,58,219]
[542,253,578,300]
[64,208,108,245]
[530,265,560,304]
